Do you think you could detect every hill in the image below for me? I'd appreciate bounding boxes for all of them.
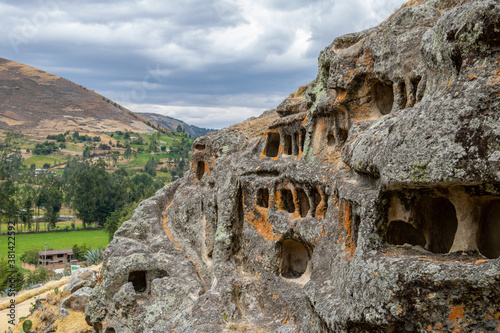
[139,112,216,138]
[0,57,152,137]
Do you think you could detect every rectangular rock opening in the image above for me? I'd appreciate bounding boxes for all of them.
[293,132,300,156]
[265,132,280,157]
[398,81,407,109]
[256,188,270,208]
[296,188,310,218]
[128,271,147,293]
[478,199,500,259]
[310,188,322,217]
[196,161,206,181]
[300,128,306,153]
[284,134,293,155]
[415,197,458,253]
[279,189,295,214]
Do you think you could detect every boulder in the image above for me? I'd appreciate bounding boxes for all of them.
[61,287,92,311]
[64,268,96,294]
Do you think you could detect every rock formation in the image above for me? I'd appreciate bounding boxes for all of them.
[86,0,500,331]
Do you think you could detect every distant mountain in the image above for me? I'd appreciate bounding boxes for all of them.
[140,113,216,138]
[0,57,153,137]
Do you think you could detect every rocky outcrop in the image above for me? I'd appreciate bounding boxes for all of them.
[64,268,97,294]
[61,287,93,311]
[86,0,500,332]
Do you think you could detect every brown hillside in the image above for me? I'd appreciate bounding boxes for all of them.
[0,57,152,137]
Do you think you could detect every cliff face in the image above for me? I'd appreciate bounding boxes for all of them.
[86,0,500,331]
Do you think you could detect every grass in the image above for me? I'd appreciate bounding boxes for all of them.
[0,230,109,266]
[0,219,86,234]
[23,155,67,168]
[62,143,85,152]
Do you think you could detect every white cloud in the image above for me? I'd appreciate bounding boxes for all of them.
[126,103,265,129]
[0,0,408,128]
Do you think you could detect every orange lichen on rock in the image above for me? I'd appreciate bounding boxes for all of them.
[338,199,356,258]
[449,305,465,322]
[246,207,278,243]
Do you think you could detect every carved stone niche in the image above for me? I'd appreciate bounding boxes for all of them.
[276,184,328,219]
[263,119,307,158]
[276,237,313,284]
[385,187,500,259]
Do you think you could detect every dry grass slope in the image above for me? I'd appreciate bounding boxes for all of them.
[0,57,152,137]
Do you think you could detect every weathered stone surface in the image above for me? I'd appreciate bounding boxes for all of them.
[62,287,92,311]
[64,268,97,294]
[87,0,500,332]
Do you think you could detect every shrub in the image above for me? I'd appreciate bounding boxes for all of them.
[84,247,104,265]
[72,243,89,261]
[20,249,40,265]
[25,266,49,286]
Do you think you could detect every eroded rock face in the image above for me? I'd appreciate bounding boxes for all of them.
[86,0,500,331]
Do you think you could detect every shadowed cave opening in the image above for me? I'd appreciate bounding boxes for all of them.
[128,271,147,293]
[296,188,310,218]
[279,239,310,278]
[284,134,293,155]
[411,76,422,102]
[398,81,407,109]
[256,188,270,208]
[105,329,116,333]
[196,161,205,181]
[327,132,336,146]
[310,188,322,217]
[280,189,295,214]
[478,200,500,259]
[293,132,300,155]
[387,220,426,247]
[415,197,458,253]
[300,128,306,152]
[265,132,280,157]
[194,143,206,150]
[372,80,394,115]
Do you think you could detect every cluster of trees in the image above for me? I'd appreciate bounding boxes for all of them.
[63,158,164,237]
[72,131,100,143]
[0,148,164,239]
[46,131,101,144]
[46,133,66,142]
[33,141,62,155]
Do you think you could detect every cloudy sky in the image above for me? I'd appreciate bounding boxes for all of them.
[0,0,406,129]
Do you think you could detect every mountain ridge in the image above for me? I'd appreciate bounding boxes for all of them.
[0,57,152,137]
[139,112,216,138]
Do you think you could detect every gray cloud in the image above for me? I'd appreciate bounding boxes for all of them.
[0,0,406,128]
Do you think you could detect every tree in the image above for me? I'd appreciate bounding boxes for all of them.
[38,175,63,230]
[20,249,39,265]
[104,201,139,241]
[124,146,132,160]
[143,158,157,177]
[21,185,34,231]
[65,159,125,228]
[0,258,24,291]
[72,243,89,261]
[83,146,92,158]
[123,132,130,140]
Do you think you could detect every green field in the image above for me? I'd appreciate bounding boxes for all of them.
[0,220,86,234]
[0,230,109,265]
[23,155,67,168]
